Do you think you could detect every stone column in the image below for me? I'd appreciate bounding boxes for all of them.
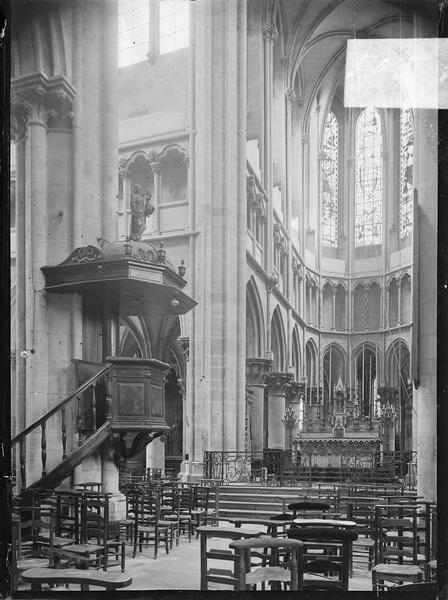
[100,0,118,243]
[265,372,293,449]
[288,381,305,443]
[149,159,161,234]
[246,358,272,452]
[415,108,437,503]
[185,0,247,479]
[11,109,27,489]
[118,165,130,239]
[101,441,126,521]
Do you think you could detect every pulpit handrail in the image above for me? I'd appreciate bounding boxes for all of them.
[12,365,109,445]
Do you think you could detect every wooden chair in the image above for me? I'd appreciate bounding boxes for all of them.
[10,507,89,591]
[372,504,424,591]
[197,526,264,590]
[54,490,83,543]
[287,524,357,590]
[347,499,376,573]
[132,487,170,559]
[64,492,126,571]
[229,537,304,591]
[191,485,211,535]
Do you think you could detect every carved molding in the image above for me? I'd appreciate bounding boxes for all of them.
[59,245,106,265]
[177,336,190,362]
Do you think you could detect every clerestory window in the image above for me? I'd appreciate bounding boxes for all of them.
[118,0,150,67]
[118,0,189,68]
[354,108,383,247]
[400,109,414,240]
[159,0,189,55]
[321,111,339,248]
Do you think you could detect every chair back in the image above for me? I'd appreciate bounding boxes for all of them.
[229,537,304,591]
[374,504,419,565]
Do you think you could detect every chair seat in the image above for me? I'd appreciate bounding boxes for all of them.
[63,543,106,553]
[245,566,291,584]
[38,534,75,547]
[17,558,50,571]
[373,563,423,576]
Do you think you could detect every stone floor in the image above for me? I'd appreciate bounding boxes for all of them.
[114,522,372,591]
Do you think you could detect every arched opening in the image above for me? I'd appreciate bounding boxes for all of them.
[389,278,399,327]
[388,341,412,453]
[291,326,301,381]
[305,340,317,404]
[400,273,411,325]
[246,278,264,358]
[335,283,346,331]
[368,282,381,330]
[322,345,345,420]
[322,282,333,329]
[355,344,377,418]
[354,284,366,332]
[271,307,285,371]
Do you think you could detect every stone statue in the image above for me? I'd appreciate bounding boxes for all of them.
[129,184,155,241]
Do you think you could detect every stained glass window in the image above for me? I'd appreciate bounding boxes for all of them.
[321,111,339,247]
[355,108,383,246]
[159,1,189,55]
[118,0,150,68]
[400,109,414,239]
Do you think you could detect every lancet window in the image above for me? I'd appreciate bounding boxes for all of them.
[321,111,339,247]
[355,109,383,247]
[400,109,414,239]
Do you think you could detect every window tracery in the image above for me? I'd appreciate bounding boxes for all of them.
[159,0,189,55]
[321,111,339,247]
[355,108,383,247]
[400,109,414,239]
[118,0,150,67]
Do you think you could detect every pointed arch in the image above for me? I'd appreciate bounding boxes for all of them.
[291,325,301,381]
[353,342,380,417]
[246,277,265,358]
[271,306,286,372]
[305,338,318,388]
[322,343,346,418]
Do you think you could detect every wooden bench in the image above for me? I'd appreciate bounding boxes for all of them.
[21,567,132,591]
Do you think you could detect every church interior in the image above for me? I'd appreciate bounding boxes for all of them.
[8,0,440,594]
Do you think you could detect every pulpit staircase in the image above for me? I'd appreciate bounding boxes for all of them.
[11,365,112,499]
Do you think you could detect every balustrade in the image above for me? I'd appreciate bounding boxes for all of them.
[12,365,109,492]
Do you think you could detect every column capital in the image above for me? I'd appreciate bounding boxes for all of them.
[265,372,294,394]
[287,380,306,402]
[12,73,76,130]
[262,22,278,41]
[149,161,161,174]
[246,357,272,384]
[284,87,296,104]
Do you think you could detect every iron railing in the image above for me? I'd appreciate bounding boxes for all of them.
[203,449,417,487]
[203,450,313,485]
